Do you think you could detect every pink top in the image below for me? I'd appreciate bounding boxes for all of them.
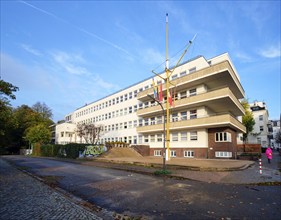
[265,147,273,159]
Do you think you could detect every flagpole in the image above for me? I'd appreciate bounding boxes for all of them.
[165,13,170,161]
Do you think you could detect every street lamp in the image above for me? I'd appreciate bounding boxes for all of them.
[147,94,166,171]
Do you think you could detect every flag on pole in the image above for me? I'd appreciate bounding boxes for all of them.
[168,88,173,106]
[152,79,157,99]
[159,82,163,102]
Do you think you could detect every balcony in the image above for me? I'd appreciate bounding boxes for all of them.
[137,60,244,102]
[136,113,246,134]
[137,87,245,117]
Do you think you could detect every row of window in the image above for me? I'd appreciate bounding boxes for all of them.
[154,150,194,158]
[140,110,197,127]
[143,131,198,143]
[74,69,197,119]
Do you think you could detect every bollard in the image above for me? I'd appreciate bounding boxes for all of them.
[259,158,262,174]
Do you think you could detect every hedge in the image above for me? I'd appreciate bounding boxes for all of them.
[33,143,89,159]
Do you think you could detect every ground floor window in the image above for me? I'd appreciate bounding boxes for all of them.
[171,150,176,157]
[154,150,162,156]
[215,132,231,142]
[184,151,194,158]
[215,151,232,158]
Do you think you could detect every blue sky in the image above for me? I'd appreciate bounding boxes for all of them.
[1,1,280,122]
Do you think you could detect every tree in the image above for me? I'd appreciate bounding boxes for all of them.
[0,80,19,154]
[25,123,51,145]
[241,99,255,143]
[75,123,104,145]
[0,79,19,104]
[32,102,53,120]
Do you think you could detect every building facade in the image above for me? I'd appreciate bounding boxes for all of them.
[247,101,271,148]
[55,53,246,159]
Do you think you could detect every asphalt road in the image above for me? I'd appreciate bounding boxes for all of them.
[3,156,281,220]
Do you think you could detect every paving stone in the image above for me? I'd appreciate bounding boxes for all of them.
[0,159,101,220]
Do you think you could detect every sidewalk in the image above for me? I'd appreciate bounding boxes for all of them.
[0,159,105,220]
[88,151,281,184]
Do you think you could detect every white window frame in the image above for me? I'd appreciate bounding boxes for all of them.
[181,132,187,141]
[215,132,231,142]
[171,150,177,157]
[154,150,162,156]
[215,151,232,158]
[184,151,194,158]
[190,131,198,141]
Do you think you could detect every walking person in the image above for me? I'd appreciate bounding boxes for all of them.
[265,146,273,164]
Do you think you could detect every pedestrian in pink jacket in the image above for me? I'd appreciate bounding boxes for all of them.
[265,146,273,164]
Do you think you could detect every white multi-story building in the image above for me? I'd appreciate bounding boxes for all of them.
[247,101,271,148]
[269,119,280,149]
[55,52,246,159]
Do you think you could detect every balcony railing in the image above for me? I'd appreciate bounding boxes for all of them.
[137,87,245,117]
[136,113,246,134]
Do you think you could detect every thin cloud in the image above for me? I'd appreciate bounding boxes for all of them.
[20,44,42,56]
[51,51,89,75]
[235,52,254,63]
[259,44,281,58]
[19,1,132,57]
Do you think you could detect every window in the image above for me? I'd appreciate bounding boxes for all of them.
[129,121,132,128]
[154,150,161,156]
[151,117,156,125]
[115,124,118,130]
[171,150,177,157]
[172,133,178,141]
[150,135,155,142]
[172,113,178,122]
[171,74,178,80]
[189,88,197,97]
[215,152,232,158]
[144,85,149,90]
[190,131,198,140]
[111,124,114,131]
[120,123,123,129]
[134,105,138,112]
[116,97,119,104]
[189,67,196,73]
[181,132,187,141]
[144,118,149,126]
[129,92,132,99]
[124,94,128,101]
[180,71,187,77]
[112,111,115,118]
[180,91,187,99]
[215,132,231,142]
[61,132,64,137]
[139,119,143,127]
[190,110,197,119]
[144,135,149,143]
[260,126,264,132]
[139,103,143,109]
[124,122,127,129]
[116,110,119,117]
[133,120,137,127]
[112,99,115,105]
[134,136,137,144]
[184,151,194,158]
[157,116,162,124]
[157,134,163,142]
[138,135,143,144]
[124,108,127,115]
[134,90,138,97]
[259,115,263,121]
[129,106,132,114]
[120,96,123,102]
[181,112,187,120]
[120,109,123,116]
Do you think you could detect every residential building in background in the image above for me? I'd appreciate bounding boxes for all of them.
[247,101,272,148]
[55,53,246,159]
[269,119,280,149]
